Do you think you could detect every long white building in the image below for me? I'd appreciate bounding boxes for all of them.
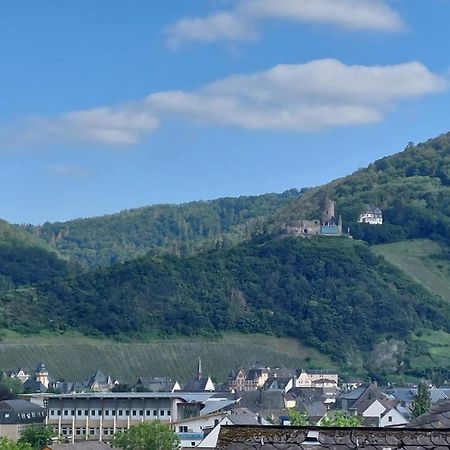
[24,392,236,444]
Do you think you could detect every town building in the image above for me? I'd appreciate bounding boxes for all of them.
[358,205,383,225]
[24,391,236,443]
[0,399,46,440]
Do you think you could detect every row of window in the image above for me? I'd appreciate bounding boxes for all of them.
[59,427,129,436]
[49,409,171,418]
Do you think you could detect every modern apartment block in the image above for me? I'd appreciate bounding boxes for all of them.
[33,392,215,442]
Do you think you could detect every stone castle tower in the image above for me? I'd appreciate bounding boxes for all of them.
[321,199,336,225]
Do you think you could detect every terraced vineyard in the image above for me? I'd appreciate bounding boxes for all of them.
[0,333,334,384]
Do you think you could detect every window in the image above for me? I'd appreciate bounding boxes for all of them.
[191,442,196,447]
[118,410,123,416]
[98,410,102,416]
[167,410,171,416]
[146,410,151,416]
[160,410,165,416]
[126,410,130,416]
[153,410,157,416]
[179,426,188,432]
[85,410,88,415]
[132,410,137,416]
[71,410,75,416]
[112,410,116,416]
[91,410,96,416]
[77,410,82,416]
[139,410,143,416]
[50,410,55,416]
[64,410,68,416]
[105,410,110,416]
[388,416,393,422]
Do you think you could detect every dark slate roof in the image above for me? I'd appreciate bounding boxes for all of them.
[183,377,214,392]
[339,387,366,400]
[85,370,110,387]
[0,400,43,412]
[136,377,176,392]
[298,400,328,419]
[290,387,328,400]
[270,369,296,378]
[263,378,292,391]
[410,398,450,428]
[46,442,112,450]
[217,425,450,450]
[23,379,47,393]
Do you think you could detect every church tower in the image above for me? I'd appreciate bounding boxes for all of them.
[35,362,49,388]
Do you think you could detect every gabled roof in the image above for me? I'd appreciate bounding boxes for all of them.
[410,398,450,428]
[263,377,292,391]
[349,384,389,414]
[0,400,43,412]
[339,386,366,400]
[183,377,214,392]
[85,369,111,387]
[23,379,47,393]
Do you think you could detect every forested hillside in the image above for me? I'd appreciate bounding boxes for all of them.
[0,220,72,289]
[21,190,301,269]
[1,238,447,367]
[274,133,450,245]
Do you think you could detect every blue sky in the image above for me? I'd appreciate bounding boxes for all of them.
[1,0,450,224]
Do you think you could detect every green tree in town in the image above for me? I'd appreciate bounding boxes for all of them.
[0,375,24,400]
[287,409,309,426]
[18,425,56,450]
[113,422,180,450]
[0,437,31,450]
[320,411,362,427]
[411,382,431,418]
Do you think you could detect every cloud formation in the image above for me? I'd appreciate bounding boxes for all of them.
[8,59,447,148]
[165,0,405,48]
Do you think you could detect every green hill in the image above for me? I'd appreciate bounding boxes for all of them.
[2,132,450,380]
[0,219,72,290]
[1,237,447,372]
[20,190,301,269]
[273,133,450,245]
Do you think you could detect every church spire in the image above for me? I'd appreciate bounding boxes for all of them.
[197,357,202,380]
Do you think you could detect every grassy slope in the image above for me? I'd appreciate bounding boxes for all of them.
[408,330,450,371]
[371,239,450,373]
[0,333,333,384]
[372,239,450,301]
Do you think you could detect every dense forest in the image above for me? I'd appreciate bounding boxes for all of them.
[0,220,72,289]
[20,190,301,269]
[0,238,447,364]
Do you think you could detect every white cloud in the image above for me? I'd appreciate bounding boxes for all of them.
[18,106,159,148]
[165,0,405,47]
[5,59,447,147]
